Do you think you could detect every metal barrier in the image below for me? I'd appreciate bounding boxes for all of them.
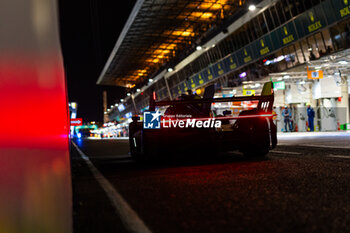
[0,0,72,232]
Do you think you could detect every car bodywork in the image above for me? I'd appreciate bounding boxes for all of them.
[129,82,277,160]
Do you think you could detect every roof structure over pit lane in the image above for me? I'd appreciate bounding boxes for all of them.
[97,0,249,87]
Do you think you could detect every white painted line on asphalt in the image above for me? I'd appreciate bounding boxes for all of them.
[328,155,350,159]
[278,143,350,149]
[72,142,153,233]
[301,144,350,149]
[270,150,301,155]
[277,131,350,138]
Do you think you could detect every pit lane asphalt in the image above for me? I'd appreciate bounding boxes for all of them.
[71,133,350,233]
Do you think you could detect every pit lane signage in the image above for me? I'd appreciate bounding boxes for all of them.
[273,81,285,90]
[308,70,323,79]
[307,67,324,79]
[70,118,83,126]
[307,11,323,33]
[295,6,326,37]
[243,89,255,96]
[280,22,297,46]
[338,0,350,18]
[224,54,237,71]
[236,46,255,66]
[254,35,273,58]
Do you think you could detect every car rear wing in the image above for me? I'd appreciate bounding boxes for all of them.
[149,81,274,113]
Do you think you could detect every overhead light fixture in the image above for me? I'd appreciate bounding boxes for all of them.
[196,45,202,51]
[148,78,153,83]
[167,67,173,72]
[120,99,124,102]
[115,103,119,107]
[239,72,247,78]
[127,93,131,96]
[136,89,141,92]
[283,75,290,79]
[276,55,286,62]
[339,60,348,65]
[248,4,256,11]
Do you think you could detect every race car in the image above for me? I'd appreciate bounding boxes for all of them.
[129,81,277,160]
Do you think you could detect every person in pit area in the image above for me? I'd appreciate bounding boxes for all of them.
[307,104,315,132]
[282,106,292,132]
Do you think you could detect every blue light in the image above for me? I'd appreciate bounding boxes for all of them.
[77,133,82,139]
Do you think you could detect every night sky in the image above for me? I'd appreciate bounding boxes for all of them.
[59,0,137,122]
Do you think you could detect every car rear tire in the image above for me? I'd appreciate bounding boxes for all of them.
[235,113,270,158]
[141,129,161,160]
